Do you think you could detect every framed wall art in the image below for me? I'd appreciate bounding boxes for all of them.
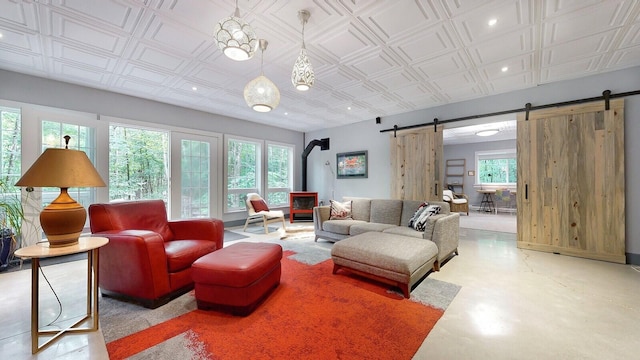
[336,150,368,179]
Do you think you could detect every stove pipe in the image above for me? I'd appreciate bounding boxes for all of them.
[301,138,330,191]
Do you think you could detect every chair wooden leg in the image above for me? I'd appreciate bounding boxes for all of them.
[263,215,269,234]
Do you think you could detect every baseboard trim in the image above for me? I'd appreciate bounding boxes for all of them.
[469,205,516,214]
[626,252,640,266]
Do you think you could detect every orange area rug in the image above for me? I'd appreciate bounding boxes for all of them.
[105,251,446,359]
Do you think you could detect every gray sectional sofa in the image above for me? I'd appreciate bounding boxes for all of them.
[313,198,460,271]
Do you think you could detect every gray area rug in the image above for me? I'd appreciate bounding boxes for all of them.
[223,230,248,242]
[100,233,461,343]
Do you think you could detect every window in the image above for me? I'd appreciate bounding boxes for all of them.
[1,106,22,233]
[1,106,21,187]
[266,142,293,206]
[109,125,169,202]
[226,137,260,212]
[42,120,98,209]
[180,139,210,218]
[476,149,517,185]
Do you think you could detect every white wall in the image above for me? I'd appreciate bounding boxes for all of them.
[306,66,640,263]
[304,120,391,205]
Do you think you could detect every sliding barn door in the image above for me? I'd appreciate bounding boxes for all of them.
[390,127,443,201]
[517,99,625,263]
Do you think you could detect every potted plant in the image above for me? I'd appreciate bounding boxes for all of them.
[0,178,23,271]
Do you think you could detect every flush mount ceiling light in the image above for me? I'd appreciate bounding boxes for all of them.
[213,0,258,61]
[244,39,280,112]
[291,10,315,91]
[476,129,500,137]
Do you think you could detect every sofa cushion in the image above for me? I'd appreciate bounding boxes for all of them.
[424,214,447,239]
[382,226,424,239]
[369,200,403,225]
[431,201,450,214]
[350,198,372,221]
[330,200,352,220]
[192,242,282,288]
[411,204,441,231]
[350,223,396,236]
[323,219,366,235]
[331,232,438,280]
[89,200,175,242]
[401,200,424,226]
[165,239,218,272]
[408,202,429,228]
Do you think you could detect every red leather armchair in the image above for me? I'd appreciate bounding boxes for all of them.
[89,200,224,308]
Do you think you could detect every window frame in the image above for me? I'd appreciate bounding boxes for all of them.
[41,118,100,210]
[224,135,262,213]
[475,148,517,186]
[0,105,22,187]
[170,131,222,220]
[107,122,170,203]
[223,136,295,213]
[265,141,294,207]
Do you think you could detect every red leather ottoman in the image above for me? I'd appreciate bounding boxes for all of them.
[191,242,282,316]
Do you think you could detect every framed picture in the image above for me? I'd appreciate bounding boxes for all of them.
[336,151,368,179]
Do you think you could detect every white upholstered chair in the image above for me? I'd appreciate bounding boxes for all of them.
[443,189,469,215]
[243,193,286,234]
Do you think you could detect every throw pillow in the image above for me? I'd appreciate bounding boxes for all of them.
[250,199,270,212]
[410,204,441,232]
[330,200,352,220]
[408,202,428,228]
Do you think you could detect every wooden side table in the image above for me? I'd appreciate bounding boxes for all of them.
[14,236,109,354]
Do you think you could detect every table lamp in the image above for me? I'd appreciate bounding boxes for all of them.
[15,136,106,247]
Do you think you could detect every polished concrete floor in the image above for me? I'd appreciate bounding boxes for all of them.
[1,226,638,359]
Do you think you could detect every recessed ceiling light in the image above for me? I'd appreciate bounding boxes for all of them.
[347,106,351,110]
[0,32,3,39]
[284,112,288,115]
[488,18,498,26]
[476,129,500,137]
[501,66,508,72]
[192,86,198,91]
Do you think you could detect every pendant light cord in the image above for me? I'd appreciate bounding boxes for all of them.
[301,19,306,48]
[260,44,264,75]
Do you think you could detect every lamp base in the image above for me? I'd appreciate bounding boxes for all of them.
[40,189,87,248]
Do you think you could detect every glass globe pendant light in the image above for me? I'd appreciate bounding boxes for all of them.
[291,10,315,91]
[244,39,281,112]
[214,0,258,61]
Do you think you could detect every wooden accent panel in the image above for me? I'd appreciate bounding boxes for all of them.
[390,127,443,201]
[517,99,625,263]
